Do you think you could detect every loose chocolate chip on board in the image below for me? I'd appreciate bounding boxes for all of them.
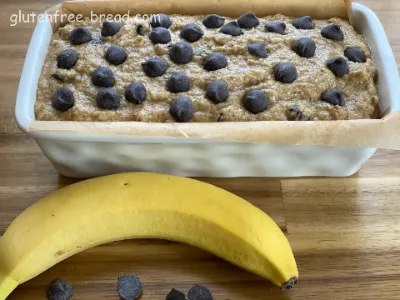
[169,42,194,64]
[105,45,128,65]
[150,13,172,29]
[70,27,92,45]
[101,21,122,37]
[248,42,268,58]
[265,21,286,34]
[96,88,121,110]
[274,62,298,83]
[166,288,186,300]
[203,14,225,28]
[141,57,168,77]
[219,21,244,36]
[326,57,349,77]
[51,88,75,112]
[92,66,115,87]
[321,90,346,106]
[117,275,142,300]
[206,80,229,104]
[170,97,194,122]
[292,37,316,58]
[149,27,172,44]
[187,284,213,300]
[167,72,191,93]
[321,24,344,41]
[57,49,78,69]
[345,47,366,63]
[292,16,314,30]
[243,90,269,114]
[237,12,260,29]
[46,278,73,300]
[181,23,204,42]
[203,53,228,71]
[125,82,147,104]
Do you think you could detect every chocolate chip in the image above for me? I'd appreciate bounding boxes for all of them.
[150,13,172,29]
[287,107,300,120]
[203,53,227,71]
[169,42,193,64]
[101,21,122,37]
[70,27,92,45]
[287,107,309,121]
[265,21,286,34]
[57,49,78,69]
[243,90,269,114]
[46,278,72,300]
[166,288,186,300]
[292,16,314,30]
[203,14,225,28]
[248,42,268,58]
[91,38,103,45]
[238,12,259,29]
[52,73,63,81]
[220,21,244,36]
[137,24,145,35]
[327,57,349,77]
[92,66,115,87]
[292,37,316,58]
[274,62,298,83]
[321,24,344,41]
[345,47,366,63]
[321,90,346,106]
[167,72,191,93]
[188,284,213,300]
[206,80,229,104]
[51,88,75,112]
[117,275,142,300]
[96,88,121,110]
[141,57,168,77]
[217,113,223,122]
[170,97,194,122]
[105,45,127,65]
[149,27,171,44]
[181,23,204,42]
[125,82,147,104]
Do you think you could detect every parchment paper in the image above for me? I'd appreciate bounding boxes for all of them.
[28,0,400,150]
[28,112,400,149]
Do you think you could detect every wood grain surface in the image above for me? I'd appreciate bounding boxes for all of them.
[1,0,400,299]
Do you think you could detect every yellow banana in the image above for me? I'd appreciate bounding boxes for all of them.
[0,173,298,299]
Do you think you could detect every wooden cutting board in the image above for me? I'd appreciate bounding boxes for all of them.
[1,0,400,299]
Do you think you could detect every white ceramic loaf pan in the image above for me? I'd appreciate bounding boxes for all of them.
[15,3,400,178]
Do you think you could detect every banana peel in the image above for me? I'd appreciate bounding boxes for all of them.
[0,173,298,299]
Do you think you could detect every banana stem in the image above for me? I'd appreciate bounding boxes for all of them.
[0,276,19,300]
[280,277,298,290]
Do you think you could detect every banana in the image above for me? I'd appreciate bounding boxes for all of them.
[0,173,298,299]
